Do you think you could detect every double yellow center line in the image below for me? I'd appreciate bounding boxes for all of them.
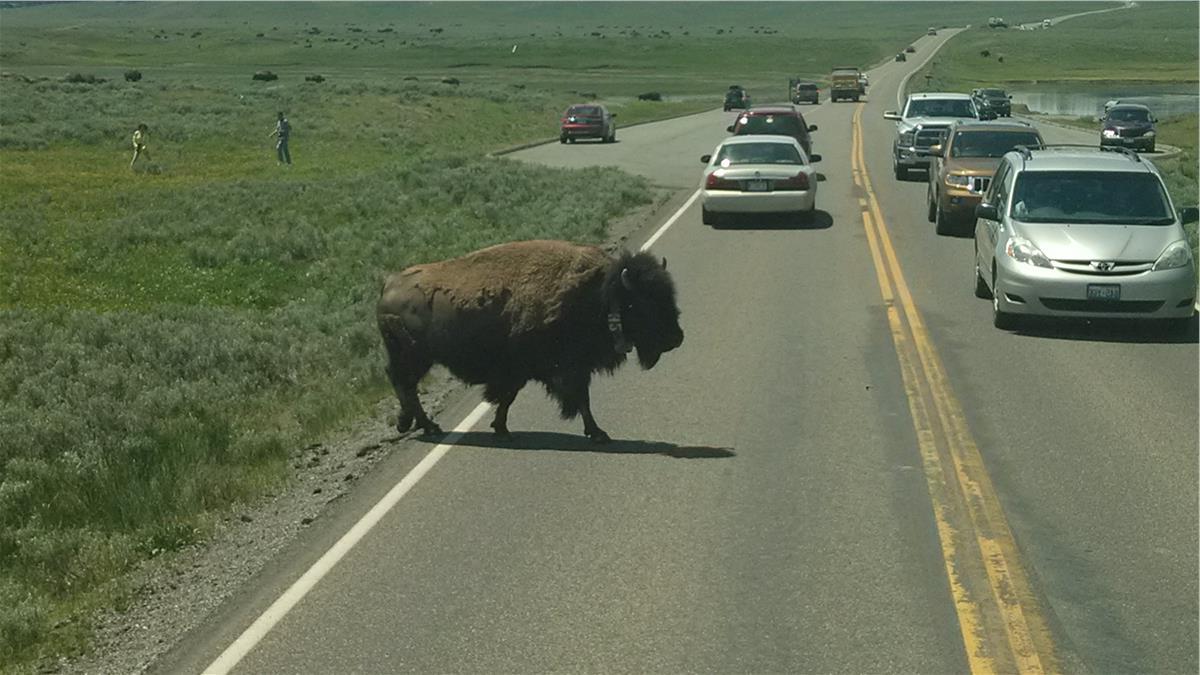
[851,104,1059,674]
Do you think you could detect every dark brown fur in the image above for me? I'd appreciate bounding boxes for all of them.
[377,240,683,442]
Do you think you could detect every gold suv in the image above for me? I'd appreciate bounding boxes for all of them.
[926,121,1044,235]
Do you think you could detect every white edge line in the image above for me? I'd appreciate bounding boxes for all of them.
[205,188,696,674]
[641,189,700,252]
[203,402,492,675]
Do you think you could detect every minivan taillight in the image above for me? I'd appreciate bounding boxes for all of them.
[705,173,738,190]
[775,172,809,190]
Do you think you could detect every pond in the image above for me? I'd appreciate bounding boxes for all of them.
[1009,84,1198,119]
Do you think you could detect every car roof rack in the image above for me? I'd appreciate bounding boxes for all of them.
[1015,143,1142,162]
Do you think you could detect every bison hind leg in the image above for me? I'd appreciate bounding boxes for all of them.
[381,327,441,435]
[484,378,526,437]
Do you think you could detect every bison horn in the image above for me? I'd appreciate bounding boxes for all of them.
[621,267,634,290]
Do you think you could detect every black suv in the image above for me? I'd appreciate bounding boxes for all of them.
[1099,103,1157,153]
[971,88,1012,118]
[724,85,751,112]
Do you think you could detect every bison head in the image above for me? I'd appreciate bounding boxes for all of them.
[603,251,684,369]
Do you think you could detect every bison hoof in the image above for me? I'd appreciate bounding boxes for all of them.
[587,428,611,444]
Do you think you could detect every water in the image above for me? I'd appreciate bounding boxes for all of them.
[1010,85,1198,119]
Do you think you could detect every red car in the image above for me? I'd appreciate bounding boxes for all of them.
[727,105,818,157]
[560,104,617,144]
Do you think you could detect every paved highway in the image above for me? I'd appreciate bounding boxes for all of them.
[160,26,1197,675]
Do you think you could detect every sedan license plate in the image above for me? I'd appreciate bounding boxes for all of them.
[1087,284,1121,301]
[745,179,771,192]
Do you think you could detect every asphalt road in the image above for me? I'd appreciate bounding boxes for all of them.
[161,24,1197,675]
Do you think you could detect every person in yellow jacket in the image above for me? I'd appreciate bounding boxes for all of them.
[130,123,149,168]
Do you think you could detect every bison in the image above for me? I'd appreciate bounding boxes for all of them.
[377,240,684,442]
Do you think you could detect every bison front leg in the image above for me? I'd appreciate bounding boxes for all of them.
[573,379,610,444]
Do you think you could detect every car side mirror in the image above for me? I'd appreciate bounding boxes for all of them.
[809,154,822,163]
[808,124,818,132]
[1151,117,1158,123]
[726,125,735,133]
[976,202,999,221]
[1007,94,1013,99]
[1096,116,1105,123]
[928,144,943,157]
[883,111,901,121]
[700,154,712,164]
[1179,206,1199,225]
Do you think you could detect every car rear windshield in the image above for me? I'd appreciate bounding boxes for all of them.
[567,106,601,117]
[715,142,803,166]
[737,114,804,136]
[1011,171,1173,224]
[798,84,818,90]
[906,99,976,118]
[980,89,1006,96]
[950,131,1042,158]
[1106,108,1151,123]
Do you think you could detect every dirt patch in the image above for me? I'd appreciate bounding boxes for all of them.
[52,188,677,674]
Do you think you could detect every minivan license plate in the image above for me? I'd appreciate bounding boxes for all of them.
[1087,284,1121,301]
[745,180,771,192]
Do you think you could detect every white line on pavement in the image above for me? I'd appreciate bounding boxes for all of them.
[203,403,492,675]
[641,189,700,251]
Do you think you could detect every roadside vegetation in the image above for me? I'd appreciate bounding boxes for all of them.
[913,1,1199,256]
[0,1,1122,669]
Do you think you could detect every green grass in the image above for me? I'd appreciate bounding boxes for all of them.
[0,1,1130,669]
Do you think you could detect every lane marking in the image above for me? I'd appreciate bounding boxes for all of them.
[203,403,492,675]
[204,184,697,674]
[641,189,700,251]
[852,104,1058,674]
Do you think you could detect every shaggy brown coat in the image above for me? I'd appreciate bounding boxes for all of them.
[377,240,683,442]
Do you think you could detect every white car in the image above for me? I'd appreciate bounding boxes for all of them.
[699,135,821,226]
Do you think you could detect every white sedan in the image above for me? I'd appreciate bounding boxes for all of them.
[700,135,821,226]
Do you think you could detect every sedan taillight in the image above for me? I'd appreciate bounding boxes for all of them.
[774,173,809,190]
[705,173,739,190]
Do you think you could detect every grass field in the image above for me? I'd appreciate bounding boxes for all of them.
[0,1,1125,669]
[911,1,1199,257]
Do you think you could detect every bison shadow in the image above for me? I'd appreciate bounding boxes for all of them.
[442,431,736,459]
[713,209,833,231]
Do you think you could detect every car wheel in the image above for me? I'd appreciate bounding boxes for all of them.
[559,136,567,144]
[974,248,992,299]
[894,163,906,180]
[927,197,937,223]
[935,205,955,235]
[702,206,718,226]
[1147,141,1156,153]
[992,272,1018,330]
[567,137,576,144]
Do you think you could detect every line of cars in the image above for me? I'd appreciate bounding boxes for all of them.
[886,91,1197,331]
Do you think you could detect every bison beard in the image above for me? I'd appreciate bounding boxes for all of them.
[377,240,684,442]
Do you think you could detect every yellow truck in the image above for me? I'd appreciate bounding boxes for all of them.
[830,66,863,102]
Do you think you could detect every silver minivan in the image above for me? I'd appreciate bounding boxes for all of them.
[973,146,1198,331]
